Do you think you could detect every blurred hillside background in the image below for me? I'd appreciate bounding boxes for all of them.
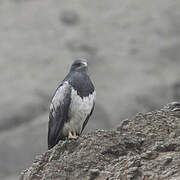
[0,0,180,179]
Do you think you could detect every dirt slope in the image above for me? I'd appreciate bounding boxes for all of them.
[20,102,180,180]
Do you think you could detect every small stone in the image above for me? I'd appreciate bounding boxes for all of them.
[89,168,100,179]
[141,151,158,160]
[117,119,130,131]
[166,102,180,110]
[163,156,173,166]
[169,132,176,138]
[129,167,138,173]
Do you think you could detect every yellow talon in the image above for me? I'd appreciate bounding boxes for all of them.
[68,131,78,140]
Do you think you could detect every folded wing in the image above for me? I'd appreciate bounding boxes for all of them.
[48,82,71,149]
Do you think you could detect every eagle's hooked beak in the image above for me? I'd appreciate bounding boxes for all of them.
[82,61,87,67]
[81,61,88,67]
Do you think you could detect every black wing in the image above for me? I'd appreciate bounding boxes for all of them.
[80,101,95,135]
[48,83,71,149]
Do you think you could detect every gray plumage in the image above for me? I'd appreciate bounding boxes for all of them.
[48,58,96,149]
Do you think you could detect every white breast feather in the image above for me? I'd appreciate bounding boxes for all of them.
[64,89,96,135]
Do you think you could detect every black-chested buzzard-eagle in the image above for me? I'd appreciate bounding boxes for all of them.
[48,58,96,149]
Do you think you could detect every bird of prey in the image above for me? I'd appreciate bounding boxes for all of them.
[48,58,96,149]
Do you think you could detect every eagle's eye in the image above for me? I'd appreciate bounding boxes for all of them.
[76,63,81,66]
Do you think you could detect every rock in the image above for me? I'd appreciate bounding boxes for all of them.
[88,169,100,180]
[20,102,180,180]
[141,150,158,160]
[116,118,130,131]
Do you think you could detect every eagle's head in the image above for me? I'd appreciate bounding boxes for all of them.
[70,58,88,72]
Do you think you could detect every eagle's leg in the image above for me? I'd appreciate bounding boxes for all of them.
[68,131,78,140]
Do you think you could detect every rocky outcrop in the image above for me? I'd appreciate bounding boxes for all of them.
[20,102,180,180]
